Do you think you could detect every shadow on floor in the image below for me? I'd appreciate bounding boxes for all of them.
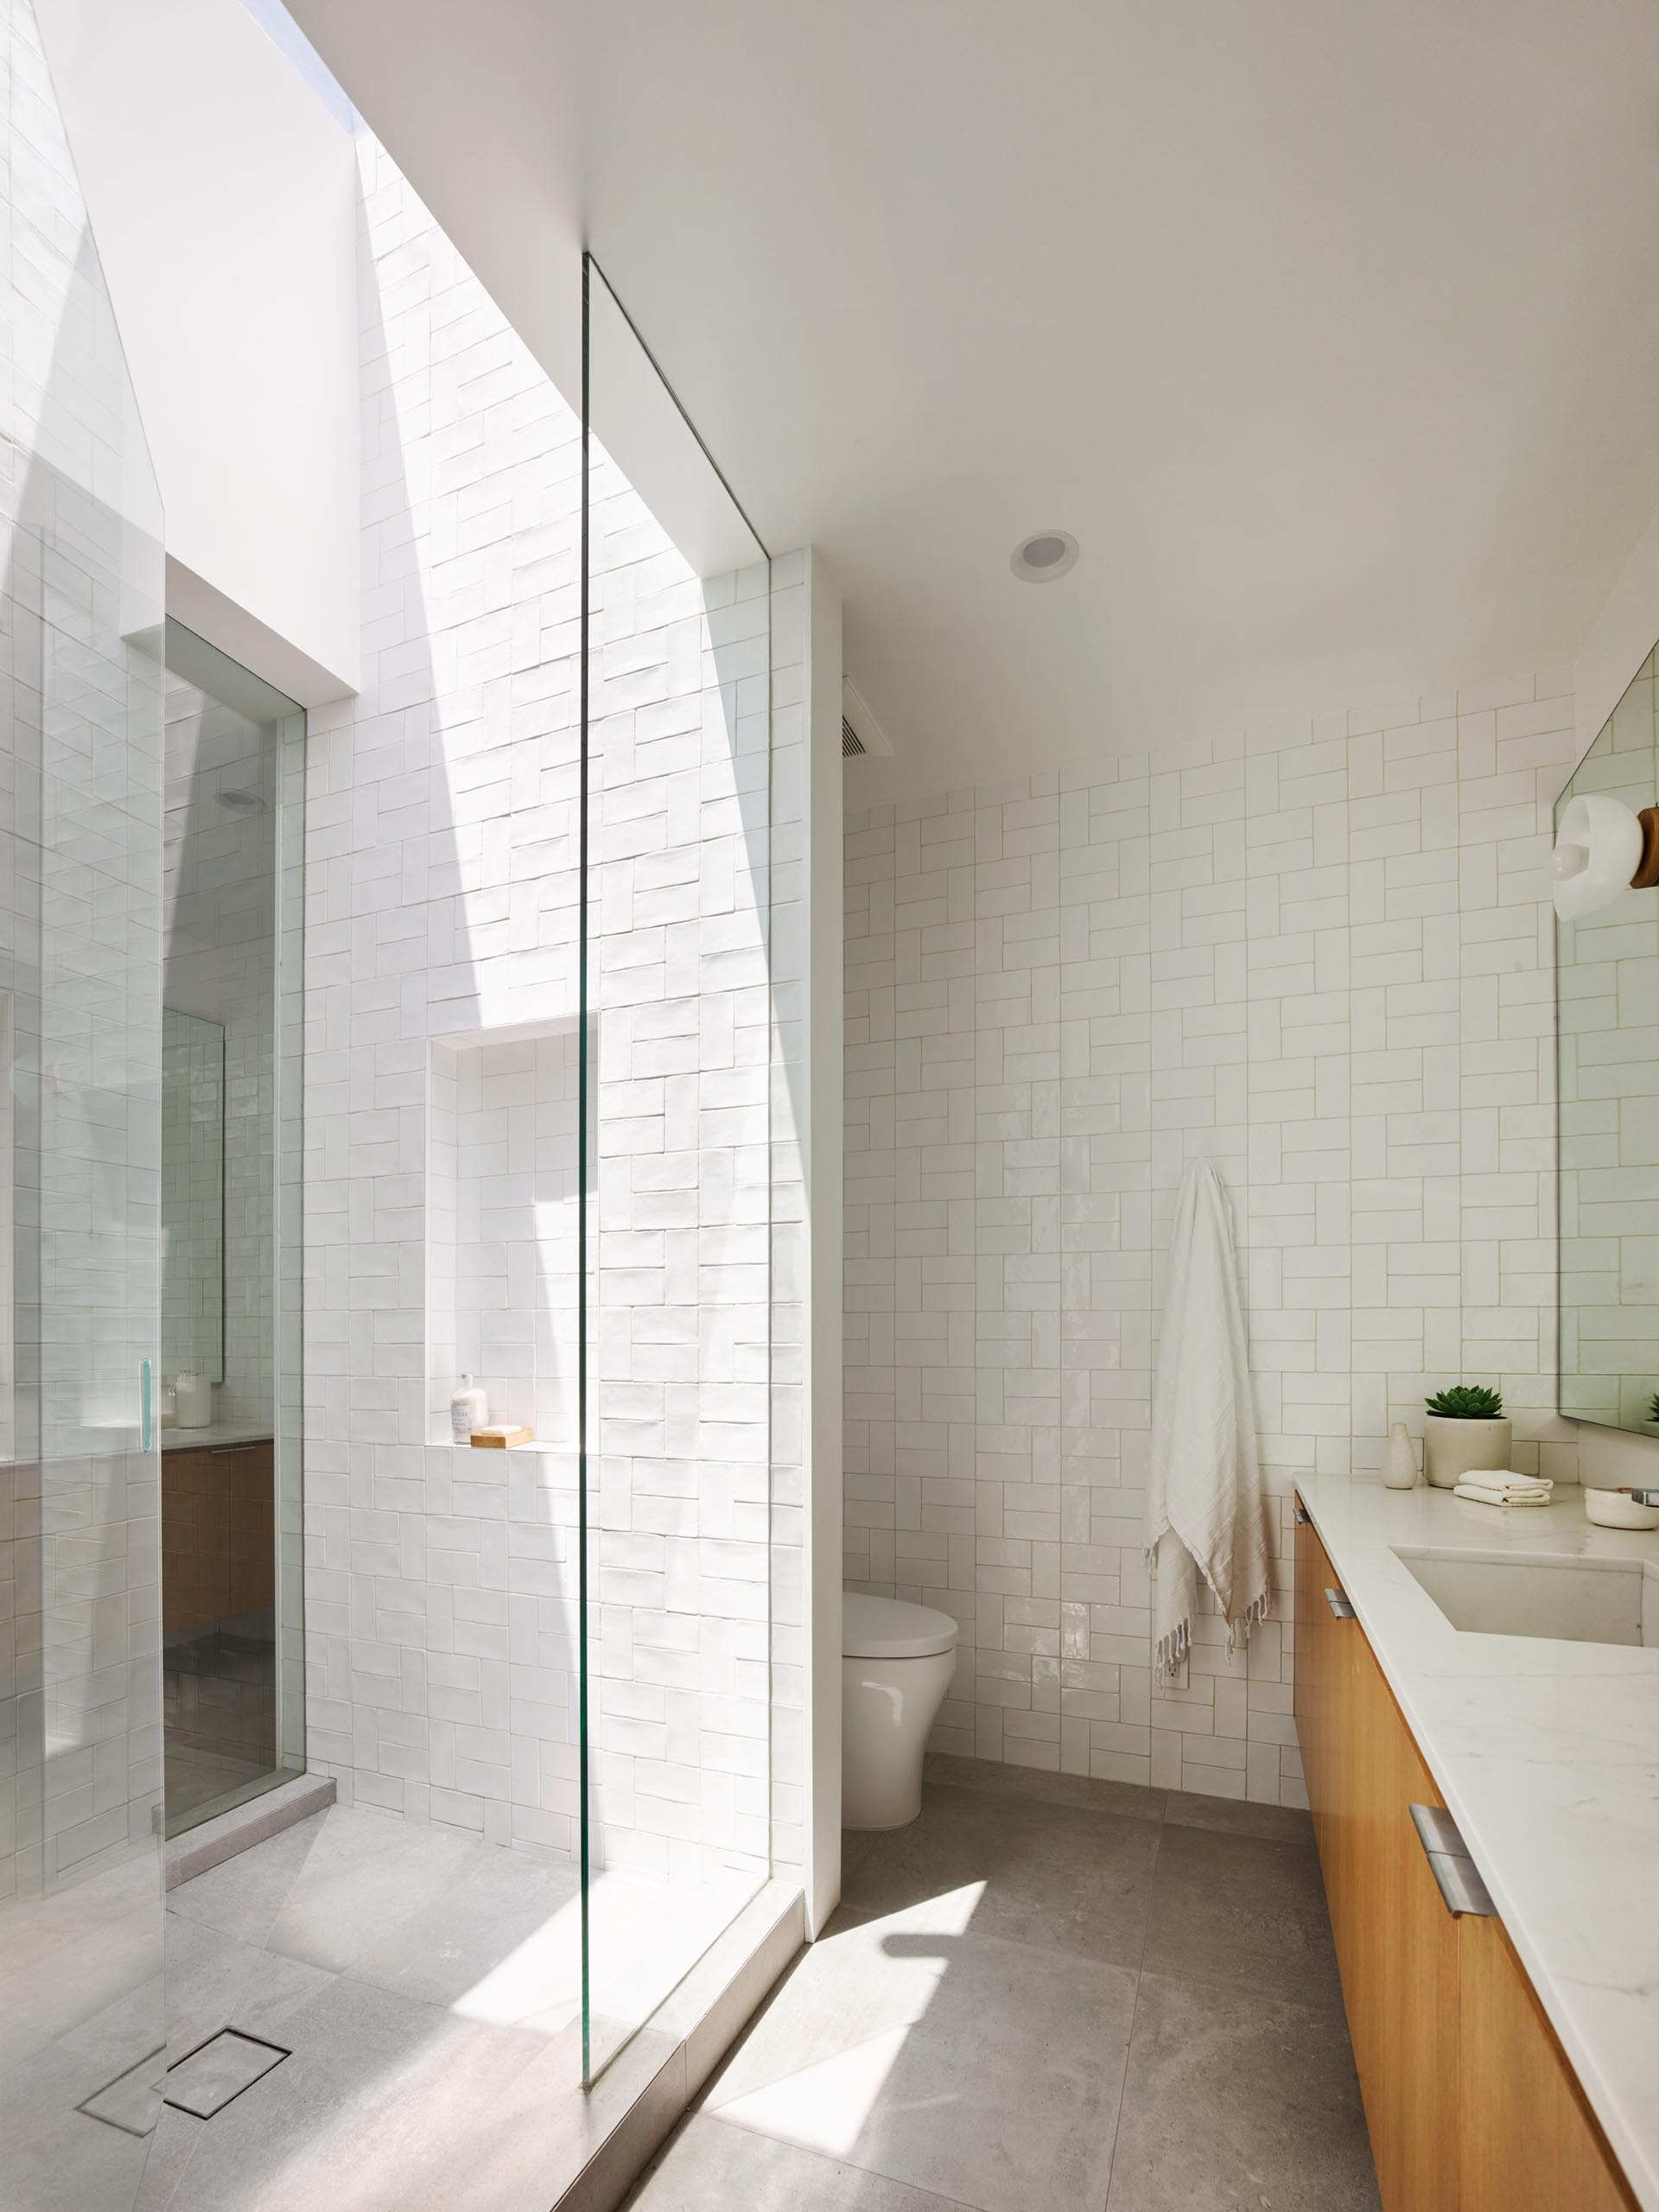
[626,1754,1381,2212]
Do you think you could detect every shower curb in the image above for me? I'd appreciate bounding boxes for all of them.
[552,1880,806,2212]
[165,1772,336,1890]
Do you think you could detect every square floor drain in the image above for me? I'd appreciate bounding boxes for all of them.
[164,2029,289,2120]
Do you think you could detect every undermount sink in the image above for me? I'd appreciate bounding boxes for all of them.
[1393,1548,1659,1648]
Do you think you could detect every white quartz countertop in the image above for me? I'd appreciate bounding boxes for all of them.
[1297,1474,1659,2209]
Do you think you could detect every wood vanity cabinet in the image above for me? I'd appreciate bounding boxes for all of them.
[1293,1500,1637,2212]
[162,1440,276,1633]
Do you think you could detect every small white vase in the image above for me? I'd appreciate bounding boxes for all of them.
[1422,1414,1510,1491]
[1380,1421,1418,1490]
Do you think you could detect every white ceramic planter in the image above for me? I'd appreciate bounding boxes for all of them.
[1422,1414,1511,1491]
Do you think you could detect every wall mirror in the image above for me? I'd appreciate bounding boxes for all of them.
[1556,644,1659,1431]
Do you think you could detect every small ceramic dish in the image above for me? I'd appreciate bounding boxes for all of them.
[1583,1486,1659,1532]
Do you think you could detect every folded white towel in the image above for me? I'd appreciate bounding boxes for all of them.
[1453,1479,1550,1507]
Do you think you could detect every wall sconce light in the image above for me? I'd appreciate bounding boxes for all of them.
[1551,792,1659,920]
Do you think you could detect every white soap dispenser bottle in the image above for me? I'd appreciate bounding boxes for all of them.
[450,1374,487,1443]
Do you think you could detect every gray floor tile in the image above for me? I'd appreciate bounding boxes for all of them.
[1104,1972,1380,2210]
[160,1971,553,2212]
[78,2044,167,2135]
[342,1837,582,2013]
[166,1815,321,1947]
[925,1751,1167,1825]
[133,2106,206,2212]
[0,1889,165,2078]
[258,1807,492,1976]
[1140,1824,1342,2009]
[0,2040,157,2212]
[841,1826,880,1879]
[703,1903,1137,2212]
[840,1781,1160,1969]
[162,1910,334,2060]
[1163,1788,1316,1847]
[627,2112,977,2211]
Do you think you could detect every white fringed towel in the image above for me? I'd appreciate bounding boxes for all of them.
[1146,1160,1272,1683]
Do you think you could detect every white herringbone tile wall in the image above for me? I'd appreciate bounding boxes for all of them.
[844,672,1583,1806]
[302,136,804,1890]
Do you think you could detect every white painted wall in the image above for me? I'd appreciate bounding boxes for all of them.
[1574,500,1659,768]
[35,0,359,702]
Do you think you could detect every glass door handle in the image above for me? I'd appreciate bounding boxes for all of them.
[141,1358,152,1452]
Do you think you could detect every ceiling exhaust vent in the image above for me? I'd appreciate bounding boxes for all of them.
[841,678,893,761]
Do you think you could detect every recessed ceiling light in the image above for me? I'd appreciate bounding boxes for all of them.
[1010,531,1078,582]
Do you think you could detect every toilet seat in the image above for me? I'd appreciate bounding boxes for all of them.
[842,1592,957,1661]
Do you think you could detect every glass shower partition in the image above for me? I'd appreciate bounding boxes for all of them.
[1,1,169,2201]
[157,621,305,1835]
[580,257,774,2078]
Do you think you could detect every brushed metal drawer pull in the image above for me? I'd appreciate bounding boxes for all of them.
[1324,1586,1357,1620]
[1409,1802,1497,1919]
[1293,1501,1311,1526]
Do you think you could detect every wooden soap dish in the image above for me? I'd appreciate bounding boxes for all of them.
[469,1424,532,1449]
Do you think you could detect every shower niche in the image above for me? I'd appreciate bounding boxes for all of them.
[425,1020,582,1452]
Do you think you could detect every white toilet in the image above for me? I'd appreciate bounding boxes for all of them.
[842,1592,959,1830]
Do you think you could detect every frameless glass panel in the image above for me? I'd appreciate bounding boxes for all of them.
[0,1,168,2198]
[581,257,772,2079]
[157,620,305,1835]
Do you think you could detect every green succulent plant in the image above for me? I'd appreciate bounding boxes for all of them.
[1648,1393,1659,1423]
[1424,1384,1504,1421]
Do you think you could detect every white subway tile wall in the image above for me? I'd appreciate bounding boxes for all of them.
[302,137,804,1893]
[586,459,776,1887]
[845,673,1582,1805]
[425,1027,579,1449]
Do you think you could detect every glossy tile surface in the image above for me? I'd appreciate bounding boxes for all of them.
[628,1762,1379,2212]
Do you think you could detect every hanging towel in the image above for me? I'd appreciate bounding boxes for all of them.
[1146,1160,1272,1683]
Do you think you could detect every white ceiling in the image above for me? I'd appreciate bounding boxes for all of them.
[286,0,1659,805]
